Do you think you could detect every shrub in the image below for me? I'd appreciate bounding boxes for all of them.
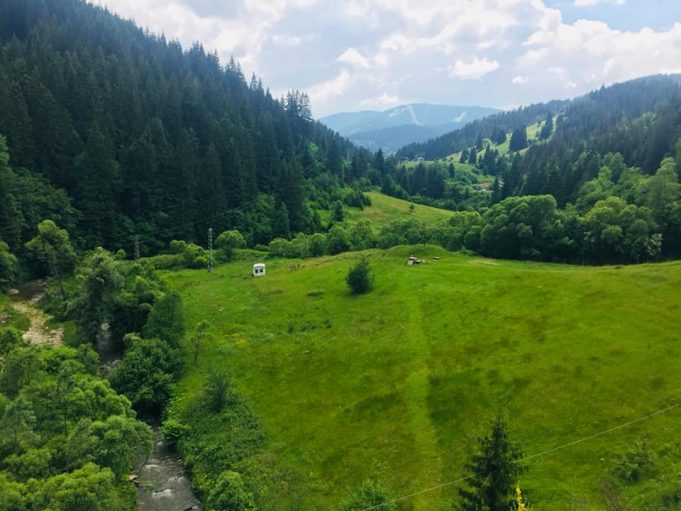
[309,233,327,257]
[327,226,351,255]
[346,258,373,294]
[340,480,392,511]
[0,328,26,356]
[216,230,246,261]
[208,471,257,511]
[204,371,231,413]
[267,238,293,258]
[612,441,656,483]
[161,417,190,447]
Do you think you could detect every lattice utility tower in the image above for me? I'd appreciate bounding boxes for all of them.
[134,235,140,260]
[207,227,214,272]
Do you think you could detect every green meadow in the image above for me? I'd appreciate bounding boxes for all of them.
[164,247,681,510]
[349,192,453,224]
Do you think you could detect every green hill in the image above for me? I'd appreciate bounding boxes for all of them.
[164,249,681,510]
[349,192,453,225]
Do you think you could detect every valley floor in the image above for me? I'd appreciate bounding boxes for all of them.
[164,247,681,510]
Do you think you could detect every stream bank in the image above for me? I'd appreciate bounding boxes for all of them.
[7,281,201,511]
[136,428,202,511]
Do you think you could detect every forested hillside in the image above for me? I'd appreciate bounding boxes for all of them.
[0,0,364,255]
[396,76,681,205]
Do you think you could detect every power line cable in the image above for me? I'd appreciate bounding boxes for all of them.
[359,400,681,511]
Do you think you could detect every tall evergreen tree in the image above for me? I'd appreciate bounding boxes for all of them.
[0,136,22,251]
[458,417,524,511]
[539,113,553,140]
[509,127,528,152]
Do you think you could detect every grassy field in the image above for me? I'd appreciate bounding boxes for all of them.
[447,117,552,162]
[350,192,453,224]
[165,247,681,510]
[318,191,453,229]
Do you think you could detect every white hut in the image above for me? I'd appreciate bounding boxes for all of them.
[252,263,266,277]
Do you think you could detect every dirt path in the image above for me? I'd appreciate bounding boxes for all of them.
[11,296,63,346]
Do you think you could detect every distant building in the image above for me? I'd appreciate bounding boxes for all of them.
[252,263,266,277]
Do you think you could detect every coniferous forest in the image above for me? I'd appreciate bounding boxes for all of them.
[0,0,362,255]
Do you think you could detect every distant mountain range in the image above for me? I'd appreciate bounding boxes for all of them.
[320,103,499,153]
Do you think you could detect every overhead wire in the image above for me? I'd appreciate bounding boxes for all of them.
[358,400,681,511]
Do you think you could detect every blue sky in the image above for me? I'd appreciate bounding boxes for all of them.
[91,0,681,117]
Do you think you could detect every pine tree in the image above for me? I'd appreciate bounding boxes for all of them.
[272,202,290,239]
[457,417,524,511]
[468,148,478,166]
[75,122,119,247]
[509,127,528,152]
[0,137,22,251]
[539,113,553,140]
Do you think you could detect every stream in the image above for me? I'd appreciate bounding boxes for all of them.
[136,428,202,511]
[9,281,201,511]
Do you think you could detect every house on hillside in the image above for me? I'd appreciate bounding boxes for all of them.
[252,263,266,277]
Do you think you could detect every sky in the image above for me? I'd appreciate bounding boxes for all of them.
[88,0,681,117]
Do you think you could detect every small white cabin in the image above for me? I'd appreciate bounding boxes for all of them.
[252,263,266,277]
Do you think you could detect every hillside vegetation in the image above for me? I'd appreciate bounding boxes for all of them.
[347,192,453,225]
[164,249,681,510]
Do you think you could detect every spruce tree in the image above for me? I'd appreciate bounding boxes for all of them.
[457,417,524,511]
[539,113,553,140]
[509,127,528,152]
[0,137,22,251]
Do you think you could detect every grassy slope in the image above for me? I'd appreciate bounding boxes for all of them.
[349,192,453,224]
[165,248,681,510]
[318,191,453,229]
[446,117,551,162]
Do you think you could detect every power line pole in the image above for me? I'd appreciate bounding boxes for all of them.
[134,235,140,260]
[207,227,214,273]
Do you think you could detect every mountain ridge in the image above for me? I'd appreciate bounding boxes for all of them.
[321,102,499,153]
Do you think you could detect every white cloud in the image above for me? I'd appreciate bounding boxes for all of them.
[448,57,500,80]
[309,70,352,104]
[520,19,681,91]
[88,0,681,116]
[337,48,370,68]
[574,0,625,7]
[271,33,304,46]
[360,92,401,108]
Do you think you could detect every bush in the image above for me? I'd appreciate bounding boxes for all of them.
[346,259,373,294]
[161,416,190,447]
[267,238,293,258]
[216,230,246,261]
[166,240,209,268]
[0,328,26,356]
[340,480,392,511]
[309,233,327,257]
[612,441,656,483]
[208,471,257,511]
[204,371,232,413]
[110,334,183,417]
[290,233,311,258]
[327,226,351,255]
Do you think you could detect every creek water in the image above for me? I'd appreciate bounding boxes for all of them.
[9,281,201,511]
[136,428,202,511]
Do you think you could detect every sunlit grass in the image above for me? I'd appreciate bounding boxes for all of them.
[165,248,681,510]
